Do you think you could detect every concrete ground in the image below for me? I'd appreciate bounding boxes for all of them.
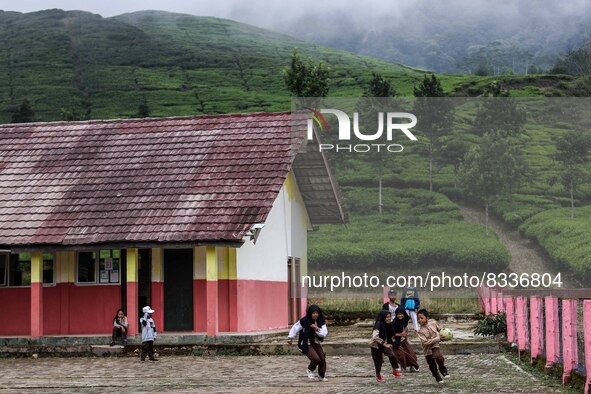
[0,353,567,393]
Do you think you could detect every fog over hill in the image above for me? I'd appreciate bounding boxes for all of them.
[225,0,591,74]
[2,0,589,73]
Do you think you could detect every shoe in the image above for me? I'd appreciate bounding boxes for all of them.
[140,359,145,363]
[393,369,402,377]
[410,366,419,372]
[122,339,128,345]
[376,374,383,382]
[443,373,450,378]
[307,369,315,380]
[318,377,327,382]
[438,380,444,384]
[110,342,115,346]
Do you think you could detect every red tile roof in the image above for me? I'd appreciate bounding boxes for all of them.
[0,112,317,247]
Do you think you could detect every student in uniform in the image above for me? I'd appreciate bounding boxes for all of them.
[401,279,420,331]
[392,307,420,372]
[111,308,128,346]
[417,309,449,384]
[287,304,328,381]
[382,289,399,315]
[369,310,402,382]
[139,306,158,362]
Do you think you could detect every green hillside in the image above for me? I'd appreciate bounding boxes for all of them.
[0,9,588,283]
[0,9,432,122]
[0,9,576,122]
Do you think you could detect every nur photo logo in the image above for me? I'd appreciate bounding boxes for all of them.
[306,107,418,153]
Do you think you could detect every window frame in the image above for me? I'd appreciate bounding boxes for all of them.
[0,253,7,287]
[75,249,122,285]
[0,252,55,288]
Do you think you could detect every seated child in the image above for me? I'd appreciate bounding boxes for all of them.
[111,308,128,346]
[416,309,449,384]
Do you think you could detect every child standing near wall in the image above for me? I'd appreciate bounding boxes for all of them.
[140,306,158,362]
[417,309,448,384]
[287,304,328,381]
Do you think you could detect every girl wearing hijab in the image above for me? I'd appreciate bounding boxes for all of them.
[287,304,328,381]
[369,310,402,382]
[393,307,420,372]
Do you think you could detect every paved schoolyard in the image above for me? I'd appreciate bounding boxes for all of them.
[0,354,565,393]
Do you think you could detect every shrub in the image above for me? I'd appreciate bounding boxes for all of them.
[474,313,507,336]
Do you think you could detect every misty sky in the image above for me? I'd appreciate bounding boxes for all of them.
[2,0,590,26]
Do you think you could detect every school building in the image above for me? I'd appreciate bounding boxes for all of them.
[0,112,345,338]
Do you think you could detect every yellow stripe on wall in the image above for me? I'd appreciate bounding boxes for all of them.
[229,248,237,280]
[151,248,163,282]
[194,247,206,280]
[56,251,75,283]
[206,246,217,281]
[217,247,229,280]
[31,252,43,284]
[126,248,138,282]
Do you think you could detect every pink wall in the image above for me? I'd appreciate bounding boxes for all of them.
[193,280,207,332]
[236,280,288,332]
[0,288,30,335]
[67,285,121,334]
[0,284,120,336]
[151,282,164,331]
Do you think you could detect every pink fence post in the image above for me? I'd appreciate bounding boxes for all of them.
[383,286,390,304]
[545,296,560,372]
[530,296,544,363]
[506,296,516,344]
[477,286,486,314]
[561,299,578,385]
[516,296,529,352]
[496,290,505,313]
[484,287,491,315]
[490,288,498,315]
[584,300,591,394]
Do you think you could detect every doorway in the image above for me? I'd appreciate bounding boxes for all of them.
[163,249,194,331]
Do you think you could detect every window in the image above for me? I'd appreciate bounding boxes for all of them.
[77,250,121,284]
[1,253,54,287]
[0,254,7,286]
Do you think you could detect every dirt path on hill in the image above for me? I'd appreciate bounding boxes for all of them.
[459,205,578,288]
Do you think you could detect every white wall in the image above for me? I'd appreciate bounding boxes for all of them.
[236,172,310,281]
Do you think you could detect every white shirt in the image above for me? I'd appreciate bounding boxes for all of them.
[287,320,328,341]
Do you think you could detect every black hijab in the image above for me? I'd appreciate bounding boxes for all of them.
[373,310,394,344]
[297,304,326,354]
[392,307,410,334]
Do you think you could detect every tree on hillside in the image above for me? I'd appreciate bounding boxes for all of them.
[283,51,329,97]
[439,135,471,188]
[473,82,526,138]
[356,72,397,214]
[550,129,591,219]
[11,98,35,123]
[60,106,89,121]
[137,98,151,118]
[413,74,454,192]
[458,134,528,236]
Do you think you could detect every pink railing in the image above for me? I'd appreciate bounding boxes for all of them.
[479,287,591,392]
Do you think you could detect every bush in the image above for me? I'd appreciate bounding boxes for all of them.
[474,313,507,336]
